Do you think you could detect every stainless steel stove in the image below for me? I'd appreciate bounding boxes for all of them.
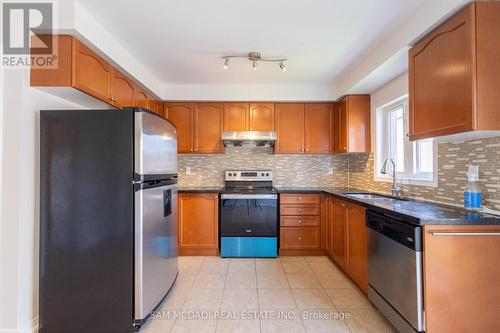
[220,170,278,257]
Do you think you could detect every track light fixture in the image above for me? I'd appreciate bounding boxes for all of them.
[222,52,287,72]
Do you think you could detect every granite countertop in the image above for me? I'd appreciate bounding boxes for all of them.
[276,187,500,225]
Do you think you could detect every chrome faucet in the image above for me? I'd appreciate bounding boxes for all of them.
[381,158,402,198]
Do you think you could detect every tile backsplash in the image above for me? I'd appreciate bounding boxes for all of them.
[177,136,500,211]
[178,147,348,188]
[348,136,500,211]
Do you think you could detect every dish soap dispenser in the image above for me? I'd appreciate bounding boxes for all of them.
[464,165,482,211]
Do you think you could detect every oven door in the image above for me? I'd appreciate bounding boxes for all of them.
[220,194,278,237]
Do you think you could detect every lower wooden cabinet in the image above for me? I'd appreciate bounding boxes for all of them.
[280,228,319,249]
[423,225,500,333]
[326,195,368,293]
[178,193,219,255]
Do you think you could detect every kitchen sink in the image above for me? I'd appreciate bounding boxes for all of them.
[344,192,410,201]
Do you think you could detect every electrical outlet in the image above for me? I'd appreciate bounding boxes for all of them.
[185,166,191,175]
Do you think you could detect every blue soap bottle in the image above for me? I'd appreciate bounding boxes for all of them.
[464,166,482,211]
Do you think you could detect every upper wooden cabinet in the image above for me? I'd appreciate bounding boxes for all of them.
[305,103,332,154]
[31,35,158,110]
[249,103,275,131]
[333,95,370,154]
[165,103,223,154]
[178,193,219,256]
[148,99,163,115]
[423,224,500,333]
[409,2,500,140]
[223,103,275,131]
[193,103,224,154]
[165,103,193,153]
[223,103,249,131]
[111,69,135,109]
[275,103,305,153]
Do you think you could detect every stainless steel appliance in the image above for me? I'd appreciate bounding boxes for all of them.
[221,131,276,147]
[220,170,278,257]
[366,210,424,333]
[40,108,178,333]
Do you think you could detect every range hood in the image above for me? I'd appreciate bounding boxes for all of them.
[222,131,277,148]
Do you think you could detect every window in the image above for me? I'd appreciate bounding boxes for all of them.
[375,96,437,186]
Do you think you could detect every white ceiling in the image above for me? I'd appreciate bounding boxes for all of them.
[78,0,423,86]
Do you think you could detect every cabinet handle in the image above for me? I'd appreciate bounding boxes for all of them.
[430,232,500,236]
[190,148,194,152]
[340,203,346,207]
[193,148,197,152]
[298,237,302,240]
[298,209,302,212]
[298,220,302,223]
[298,197,302,200]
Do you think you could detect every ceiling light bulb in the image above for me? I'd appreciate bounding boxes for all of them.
[252,61,257,71]
[223,58,229,70]
[279,61,286,72]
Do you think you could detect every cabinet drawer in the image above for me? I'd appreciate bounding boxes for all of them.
[280,194,320,205]
[280,227,319,249]
[280,216,319,227]
[280,204,320,216]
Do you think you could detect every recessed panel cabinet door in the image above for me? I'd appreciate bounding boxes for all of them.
[249,103,275,131]
[346,204,368,294]
[194,103,223,153]
[275,103,305,153]
[178,193,219,251]
[111,69,135,109]
[166,103,193,153]
[73,39,112,103]
[409,5,474,140]
[332,199,347,270]
[223,103,249,131]
[337,98,348,153]
[305,103,332,153]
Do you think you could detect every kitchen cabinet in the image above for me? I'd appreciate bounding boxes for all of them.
[178,193,219,255]
[166,102,223,154]
[148,99,163,115]
[331,198,348,269]
[110,68,135,109]
[31,35,157,110]
[423,225,500,333]
[134,87,150,109]
[305,104,333,154]
[333,95,371,154]
[346,203,368,293]
[275,103,333,154]
[223,103,275,131]
[409,2,500,140]
[193,103,224,153]
[280,193,321,254]
[165,103,193,153]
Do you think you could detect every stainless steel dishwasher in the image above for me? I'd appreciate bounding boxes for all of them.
[366,210,425,333]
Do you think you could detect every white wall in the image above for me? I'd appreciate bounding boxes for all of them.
[0,68,91,332]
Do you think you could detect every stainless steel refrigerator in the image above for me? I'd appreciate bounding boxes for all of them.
[39,108,178,333]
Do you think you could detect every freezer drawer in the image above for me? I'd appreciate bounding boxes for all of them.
[134,181,178,321]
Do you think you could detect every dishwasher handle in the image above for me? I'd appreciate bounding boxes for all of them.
[366,210,422,251]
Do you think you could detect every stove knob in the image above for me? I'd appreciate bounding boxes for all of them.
[266,173,270,176]
[261,173,265,176]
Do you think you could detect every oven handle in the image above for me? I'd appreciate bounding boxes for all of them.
[221,194,278,200]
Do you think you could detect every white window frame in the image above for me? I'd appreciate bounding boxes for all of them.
[374,95,438,187]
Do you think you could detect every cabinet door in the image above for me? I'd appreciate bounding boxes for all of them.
[178,193,219,251]
[347,95,371,153]
[110,69,135,109]
[194,103,223,153]
[249,103,274,131]
[346,204,368,293]
[409,5,474,140]
[275,103,304,153]
[223,103,249,131]
[423,225,500,333]
[166,103,193,153]
[280,228,320,249]
[336,98,348,154]
[134,87,150,109]
[304,103,332,154]
[73,39,112,103]
[332,200,347,269]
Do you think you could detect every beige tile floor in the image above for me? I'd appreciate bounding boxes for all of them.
[139,256,396,333]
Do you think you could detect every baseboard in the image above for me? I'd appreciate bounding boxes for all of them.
[279,249,328,256]
[0,316,39,333]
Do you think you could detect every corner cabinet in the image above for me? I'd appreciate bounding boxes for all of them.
[333,95,371,154]
[275,103,333,154]
[178,193,219,256]
[165,103,223,154]
[409,2,500,140]
[423,225,500,332]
